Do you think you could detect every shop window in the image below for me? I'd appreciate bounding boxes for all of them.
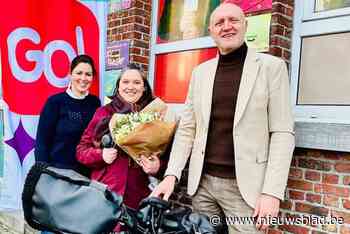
[149,0,272,111]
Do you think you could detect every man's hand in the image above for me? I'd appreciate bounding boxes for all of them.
[253,194,280,231]
[102,148,118,164]
[149,175,176,200]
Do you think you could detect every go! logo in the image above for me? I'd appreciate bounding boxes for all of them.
[0,0,100,115]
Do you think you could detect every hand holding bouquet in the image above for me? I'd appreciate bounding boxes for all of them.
[109,98,176,164]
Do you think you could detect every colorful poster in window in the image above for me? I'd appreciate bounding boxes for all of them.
[109,0,131,13]
[230,0,272,13]
[315,0,350,12]
[245,13,271,52]
[157,0,220,43]
[157,0,272,44]
[106,41,129,70]
[154,48,217,103]
[104,70,121,104]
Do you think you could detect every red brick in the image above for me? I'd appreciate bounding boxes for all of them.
[116,10,128,18]
[124,31,142,40]
[130,47,141,55]
[282,49,291,60]
[306,193,322,204]
[335,163,350,173]
[343,199,350,210]
[280,200,292,210]
[299,159,332,171]
[144,3,151,12]
[291,158,298,167]
[295,202,329,216]
[340,225,350,234]
[274,0,294,7]
[289,190,305,200]
[287,179,313,191]
[271,13,292,28]
[322,174,339,184]
[306,150,324,158]
[322,223,338,233]
[340,153,350,161]
[142,49,149,57]
[133,39,149,48]
[142,34,150,41]
[285,7,294,17]
[271,36,291,49]
[279,224,309,234]
[323,195,339,208]
[344,176,350,185]
[133,0,144,9]
[332,210,350,224]
[289,168,303,179]
[144,18,151,26]
[324,151,341,160]
[269,46,283,57]
[315,184,350,197]
[121,16,134,25]
[272,3,288,15]
[305,171,321,181]
[129,8,148,17]
[267,229,282,234]
[134,23,150,34]
[270,24,285,36]
[131,55,148,64]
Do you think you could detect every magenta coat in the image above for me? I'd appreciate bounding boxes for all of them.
[76,98,168,209]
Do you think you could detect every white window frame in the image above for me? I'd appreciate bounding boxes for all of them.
[291,1,350,151]
[148,0,216,111]
[303,0,350,21]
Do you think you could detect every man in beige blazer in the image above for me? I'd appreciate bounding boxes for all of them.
[152,2,295,233]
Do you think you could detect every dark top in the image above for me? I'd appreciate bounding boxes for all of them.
[35,92,100,176]
[204,43,248,178]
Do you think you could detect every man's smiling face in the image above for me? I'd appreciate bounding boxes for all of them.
[208,3,247,55]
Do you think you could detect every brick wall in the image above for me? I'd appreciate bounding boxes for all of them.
[269,0,294,65]
[107,0,151,71]
[107,0,350,233]
[269,149,350,234]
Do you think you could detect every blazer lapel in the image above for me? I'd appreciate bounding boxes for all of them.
[234,48,260,129]
[201,56,219,126]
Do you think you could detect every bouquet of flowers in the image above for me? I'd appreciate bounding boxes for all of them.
[109,98,176,164]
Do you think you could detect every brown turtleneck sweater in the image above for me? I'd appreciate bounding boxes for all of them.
[203,43,248,178]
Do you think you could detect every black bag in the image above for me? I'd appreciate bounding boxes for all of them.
[22,162,125,234]
[23,162,216,234]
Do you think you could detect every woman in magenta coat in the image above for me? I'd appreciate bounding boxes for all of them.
[76,64,168,211]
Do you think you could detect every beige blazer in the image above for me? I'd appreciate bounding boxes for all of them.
[165,48,295,208]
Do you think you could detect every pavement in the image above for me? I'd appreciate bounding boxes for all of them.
[0,212,38,234]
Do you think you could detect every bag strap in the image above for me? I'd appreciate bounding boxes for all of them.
[43,168,90,187]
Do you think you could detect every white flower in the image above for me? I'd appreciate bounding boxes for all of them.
[112,111,160,142]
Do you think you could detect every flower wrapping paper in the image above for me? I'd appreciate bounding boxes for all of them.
[109,98,176,163]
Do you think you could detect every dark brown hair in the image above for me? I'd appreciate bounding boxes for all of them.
[70,54,96,76]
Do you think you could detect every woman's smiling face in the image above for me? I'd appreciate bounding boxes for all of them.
[118,69,145,104]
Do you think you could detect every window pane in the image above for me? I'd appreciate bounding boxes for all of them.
[154,48,217,103]
[297,32,350,105]
[156,0,272,44]
[315,0,350,12]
